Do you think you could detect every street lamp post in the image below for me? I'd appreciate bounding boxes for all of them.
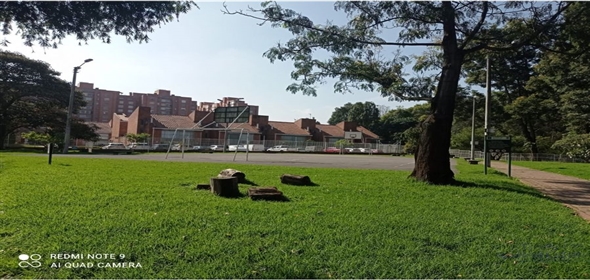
[470,94,476,160]
[63,58,93,154]
[483,55,492,171]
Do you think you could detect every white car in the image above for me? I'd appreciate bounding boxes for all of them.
[228,145,248,152]
[267,145,289,152]
[128,142,150,150]
[101,143,126,149]
[210,145,224,151]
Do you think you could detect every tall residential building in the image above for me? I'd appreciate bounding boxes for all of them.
[75,82,197,122]
[197,97,259,116]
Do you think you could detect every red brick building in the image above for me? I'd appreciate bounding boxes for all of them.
[108,106,379,146]
[75,82,197,123]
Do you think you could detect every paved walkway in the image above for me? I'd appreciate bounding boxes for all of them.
[491,161,590,222]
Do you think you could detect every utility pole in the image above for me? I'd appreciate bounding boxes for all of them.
[63,58,93,154]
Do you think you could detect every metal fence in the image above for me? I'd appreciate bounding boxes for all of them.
[449,149,587,163]
[105,137,405,154]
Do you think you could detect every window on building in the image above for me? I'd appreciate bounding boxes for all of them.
[119,100,124,104]
[280,135,308,142]
[181,100,187,104]
[104,97,110,101]
[128,105,134,109]
[227,133,254,145]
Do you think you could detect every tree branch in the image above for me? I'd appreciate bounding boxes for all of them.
[464,2,572,54]
[460,2,488,50]
[222,3,441,47]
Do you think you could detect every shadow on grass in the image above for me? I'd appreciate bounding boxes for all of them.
[453,179,552,201]
[251,195,291,202]
[241,179,259,186]
[58,163,72,167]
[281,181,321,187]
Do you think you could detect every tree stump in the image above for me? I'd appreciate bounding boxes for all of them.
[210,177,240,197]
[248,187,285,201]
[196,184,210,190]
[280,174,312,186]
[218,169,246,183]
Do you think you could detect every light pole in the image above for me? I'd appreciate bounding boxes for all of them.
[470,93,476,160]
[483,55,492,171]
[63,58,93,154]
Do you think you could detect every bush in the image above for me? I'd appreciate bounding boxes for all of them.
[551,133,590,162]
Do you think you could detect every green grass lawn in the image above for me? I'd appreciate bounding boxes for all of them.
[512,161,590,180]
[1,154,589,278]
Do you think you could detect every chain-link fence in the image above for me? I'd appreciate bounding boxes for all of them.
[137,137,405,154]
[449,149,587,163]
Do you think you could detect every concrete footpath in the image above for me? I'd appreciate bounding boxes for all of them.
[491,161,590,222]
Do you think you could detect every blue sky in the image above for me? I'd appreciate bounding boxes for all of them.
[4,2,426,123]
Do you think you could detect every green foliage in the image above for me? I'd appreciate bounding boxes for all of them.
[2,155,590,278]
[333,139,352,148]
[127,133,150,143]
[327,102,380,132]
[551,134,590,162]
[0,2,197,48]
[20,131,52,145]
[0,51,73,148]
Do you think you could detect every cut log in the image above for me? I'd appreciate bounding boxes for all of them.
[218,169,246,183]
[280,174,312,186]
[210,177,240,197]
[196,184,210,190]
[248,187,286,201]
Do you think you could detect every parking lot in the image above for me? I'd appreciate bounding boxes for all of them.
[55,152,419,171]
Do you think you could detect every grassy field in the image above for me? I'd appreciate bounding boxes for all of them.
[1,154,589,278]
[512,161,590,180]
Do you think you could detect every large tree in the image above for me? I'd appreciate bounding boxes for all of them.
[225,1,579,184]
[0,51,90,149]
[0,1,196,48]
[327,101,380,131]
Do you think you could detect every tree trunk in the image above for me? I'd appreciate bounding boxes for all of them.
[410,2,462,185]
[0,124,7,150]
[520,120,539,161]
[210,177,240,197]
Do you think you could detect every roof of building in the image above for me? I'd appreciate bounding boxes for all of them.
[221,122,261,134]
[113,113,128,122]
[315,124,345,137]
[87,122,111,134]
[152,114,196,129]
[268,121,311,136]
[357,126,379,139]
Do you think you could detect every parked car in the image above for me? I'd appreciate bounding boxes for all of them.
[128,142,150,150]
[191,145,212,152]
[101,143,126,150]
[267,145,289,152]
[228,145,248,152]
[323,147,341,153]
[171,144,185,151]
[152,144,170,150]
[345,148,362,153]
[210,145,224,151]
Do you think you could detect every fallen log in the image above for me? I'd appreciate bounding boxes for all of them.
[210,177,240,197]
[280,174,312,186]
[248,187,286,201]
[218,169,246,183]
